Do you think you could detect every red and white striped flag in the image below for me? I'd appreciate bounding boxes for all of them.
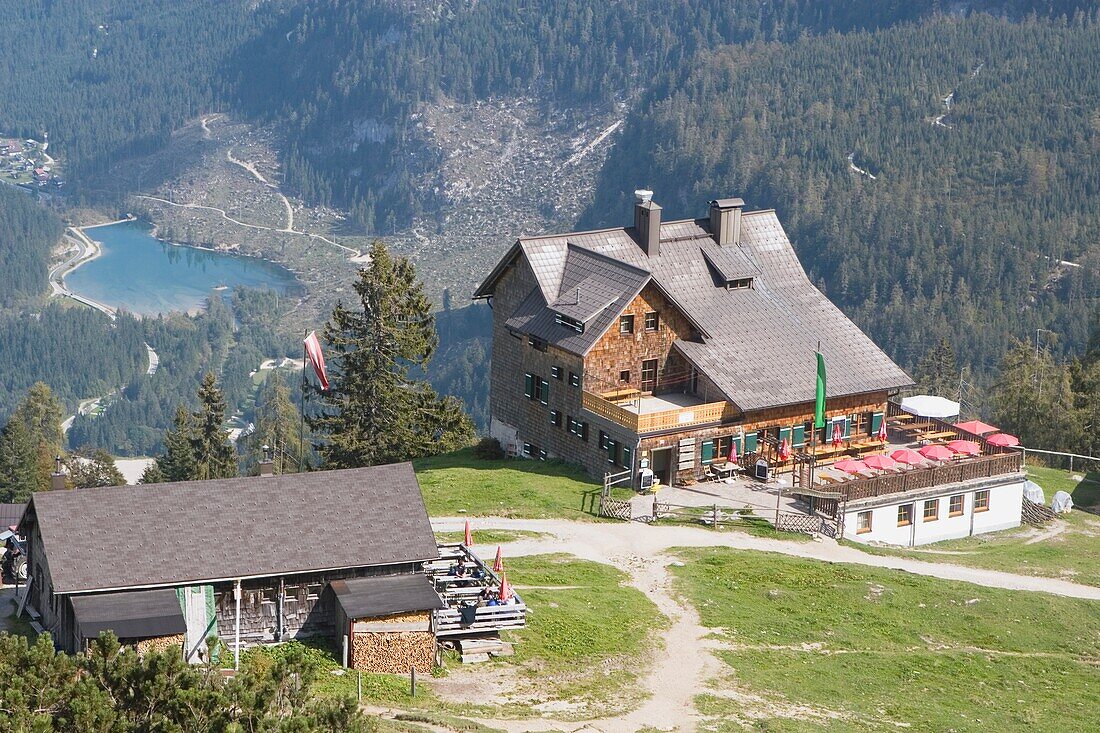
[303,331,329,390]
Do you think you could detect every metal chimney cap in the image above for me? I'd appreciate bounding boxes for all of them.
[634,189,653,204]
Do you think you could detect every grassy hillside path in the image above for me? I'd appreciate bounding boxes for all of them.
[435,517,1100,601]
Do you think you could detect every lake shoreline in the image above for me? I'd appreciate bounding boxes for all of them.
[61,218,300,318]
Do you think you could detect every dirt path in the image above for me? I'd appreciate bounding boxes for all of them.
[443,518,1100,600]
[226,148,295,232]
[419,517,1100,731]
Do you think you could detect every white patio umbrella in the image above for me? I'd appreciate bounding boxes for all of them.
[900,395,961,419]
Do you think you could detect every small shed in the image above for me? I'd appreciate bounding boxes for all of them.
[69,588,187,654]
[332,575,445,674]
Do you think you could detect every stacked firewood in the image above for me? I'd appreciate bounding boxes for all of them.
[352,631,434,674]
[134,634,185,656]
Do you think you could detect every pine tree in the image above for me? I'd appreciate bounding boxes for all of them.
[66,450,125,489]
[243,370,306,474]
[307,241,475,468]
[155,407,198,483]
[913,337,959,398]
[0,418,40,502]
[191,373,237,480]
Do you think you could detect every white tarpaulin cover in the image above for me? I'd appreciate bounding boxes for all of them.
[900,395,961,419]
[1023,480,1045,504]
[1051,490,1074,514]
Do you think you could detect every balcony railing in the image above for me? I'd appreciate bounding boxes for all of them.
[835,452,1023,503]
[582,390,736,434]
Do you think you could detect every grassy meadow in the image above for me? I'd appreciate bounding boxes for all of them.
[671,547,1100,732]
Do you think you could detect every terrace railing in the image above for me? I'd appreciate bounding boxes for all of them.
[582,390,736,434]
[834,452,1023,504]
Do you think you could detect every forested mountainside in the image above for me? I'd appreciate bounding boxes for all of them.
[231,0,1088,233]
[0,187,61,306]
[0,0,266,190]
[584,12,1100,388]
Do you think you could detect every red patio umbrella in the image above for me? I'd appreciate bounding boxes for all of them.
[876,418,888,443]
[986,433,1020,447]
[727,439,738,465]
[833,459,868,474]
[831,422,844,447]
[463,520,473,546]
[499,573,514,603]
[919,444,953,461]
[778,439,791,461]
[954,420,999,436]
[947,439,981,456]
[891,448,927,466]
[493,545,504,573]
[864,454,898,471]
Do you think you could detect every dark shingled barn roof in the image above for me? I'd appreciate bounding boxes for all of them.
[332,574,445,620]
[26,463,438,594]
[70,588,186,640]
[0,503,26,529]
[476,207,912,412]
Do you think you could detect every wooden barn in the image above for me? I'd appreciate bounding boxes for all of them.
[17,462,443,670]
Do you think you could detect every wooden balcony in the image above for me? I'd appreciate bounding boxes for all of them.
[582,390,736,434]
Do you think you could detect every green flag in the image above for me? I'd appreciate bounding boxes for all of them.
[814,351,827,429]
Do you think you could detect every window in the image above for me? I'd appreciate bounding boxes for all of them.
[550,410,562,427]
[923,499,939,522]
[554,313,584,333]
[528,335,547,352]
[523,443,547,460]
[567,418,589,441]
[599,430,609,450]
[849,412,868,436]
[949,494,965,516]
[619,314,635,334]
[551,365,562,380]
[535,377,550,405]
[729,277,753,289]
[619,370,631,383]
[641,359,658,392]
[857,511,872,534]
[569,371,581,388]
[567,416,578,435]
[897,504,913,527]
[644,311,659,331]
[974,490,990,513]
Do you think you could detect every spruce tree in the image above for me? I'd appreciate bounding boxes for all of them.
[191,373,237,481]
[0,418,40,502]
[155,407,198,483]
[914,337,959,398]
[66,450,125,489]
[307,241,475,468]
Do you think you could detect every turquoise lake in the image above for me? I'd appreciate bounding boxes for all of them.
[66,220,299,317]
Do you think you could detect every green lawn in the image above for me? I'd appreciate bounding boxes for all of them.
[414,449,604,519]
[434,529,549,545]
[849,467,1100,587]
[245,554,663,722]
[671,548,1100,732]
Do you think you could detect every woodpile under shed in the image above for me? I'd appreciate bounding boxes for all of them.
[350,611,435,674]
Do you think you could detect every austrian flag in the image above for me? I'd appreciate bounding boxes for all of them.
[303,331,329,390]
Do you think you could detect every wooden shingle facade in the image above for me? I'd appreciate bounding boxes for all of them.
[475,193,913,486]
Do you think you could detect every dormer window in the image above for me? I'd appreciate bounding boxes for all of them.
[554,313,584,333]
[728,278,753,290]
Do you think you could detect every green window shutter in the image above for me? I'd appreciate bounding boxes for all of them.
[607,439,617,463]
[870,412,884,435]
[792,425,806,447]
[733,436,742,455]
[622,445,633,469]
[524,373,534,398]
[843,417,852,438]
[701,440,715,465]
[779,427,792,445]
[540,378,549,405]
[744,432,758,453]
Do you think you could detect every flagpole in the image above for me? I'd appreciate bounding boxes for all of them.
[810,341,821,499]
[299,331,307,473]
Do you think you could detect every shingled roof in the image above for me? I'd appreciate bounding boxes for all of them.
[25,463,438,595]
[476,206,912,412]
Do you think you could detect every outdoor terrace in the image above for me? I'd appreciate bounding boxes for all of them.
[425,544,527,638]
[582,388,737,434]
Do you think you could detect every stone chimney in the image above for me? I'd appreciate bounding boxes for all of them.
[50,455,66,490]
[633,189,661,257]
[259,444,275,476]
[709,197,745,246]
